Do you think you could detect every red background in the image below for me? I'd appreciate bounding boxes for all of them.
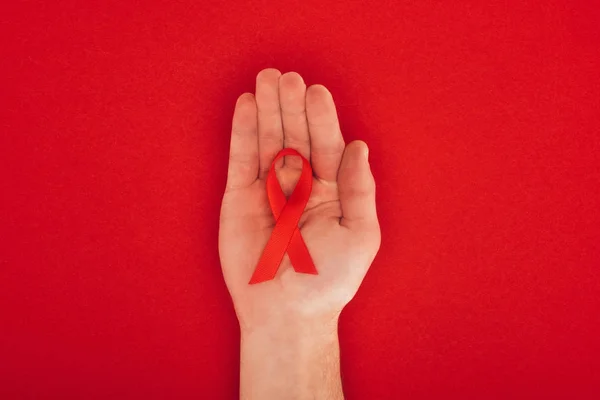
[2,0,600,398]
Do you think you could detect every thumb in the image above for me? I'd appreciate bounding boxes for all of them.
[337,140,378,228]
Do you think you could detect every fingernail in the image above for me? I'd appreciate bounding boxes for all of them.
[364,145,369,160]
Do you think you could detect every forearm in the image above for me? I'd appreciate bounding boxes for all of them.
[240,315,344,400]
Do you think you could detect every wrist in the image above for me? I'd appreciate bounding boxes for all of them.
[240,314,343,399]
[241,312,339,340]
[241,315,339,363]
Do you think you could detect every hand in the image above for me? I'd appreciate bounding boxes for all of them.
[219,68,381,331]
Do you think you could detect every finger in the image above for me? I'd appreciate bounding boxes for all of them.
[306,84,345,182]
[279,72,310,169]
[338,140,378,228]
[256,68,284,178]
[226,93,259,190]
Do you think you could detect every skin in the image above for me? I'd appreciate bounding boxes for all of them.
[219,68,381,399]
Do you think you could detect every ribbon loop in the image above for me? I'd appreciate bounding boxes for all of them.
[249,148,318,284]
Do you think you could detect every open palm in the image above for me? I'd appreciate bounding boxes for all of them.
[219,69,380,330]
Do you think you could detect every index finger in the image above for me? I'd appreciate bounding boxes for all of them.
[306,84,345,182]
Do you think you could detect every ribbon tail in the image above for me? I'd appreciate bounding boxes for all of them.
[287,229,318,275]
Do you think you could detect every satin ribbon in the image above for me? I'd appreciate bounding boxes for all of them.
[249,148,318,284]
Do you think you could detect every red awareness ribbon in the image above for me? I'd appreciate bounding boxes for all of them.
[249,148,318,284]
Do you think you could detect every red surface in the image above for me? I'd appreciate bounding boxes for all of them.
[1,0,600,398]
